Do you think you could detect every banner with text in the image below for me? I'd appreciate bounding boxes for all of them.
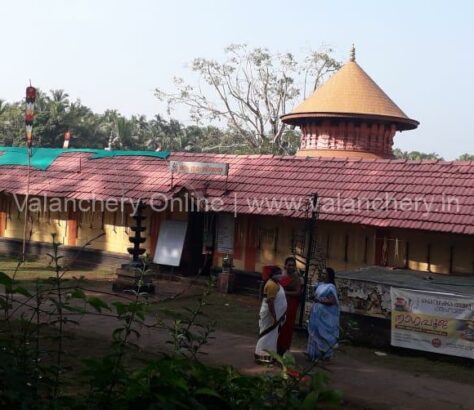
[390,288,474,359]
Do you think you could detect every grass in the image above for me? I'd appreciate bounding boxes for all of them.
[153,289,260,337]
[156,285,474,385]
[2,255,473,387]
[0,255,115,281]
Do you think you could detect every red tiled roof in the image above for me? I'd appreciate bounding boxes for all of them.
[0,150,473,235]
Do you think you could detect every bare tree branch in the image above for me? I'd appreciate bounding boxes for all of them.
[155,44,341,153]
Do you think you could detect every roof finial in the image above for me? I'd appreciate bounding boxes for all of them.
[350,44,356,62]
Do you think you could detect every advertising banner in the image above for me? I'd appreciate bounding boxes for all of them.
[390,288,474,358]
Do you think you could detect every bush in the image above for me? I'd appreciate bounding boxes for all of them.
[0,237,341,409]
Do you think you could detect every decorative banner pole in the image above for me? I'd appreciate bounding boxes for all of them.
[22,82,36,261]
[63,131,71,149]
[25,83,36,151]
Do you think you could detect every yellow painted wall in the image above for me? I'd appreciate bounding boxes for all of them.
[217,216,472,276]
[320,222,376,272]
[3,204,67,244]
[386,229,474,275]
[220,216,377,273]
[1,194,472,275]
[254,216,304,272]
[0,196,157,256]
[76,207,132,254]
[75,205,161,255]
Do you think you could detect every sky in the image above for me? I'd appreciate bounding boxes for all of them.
[0,0,472,159]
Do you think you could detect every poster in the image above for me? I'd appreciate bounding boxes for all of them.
[216,213,234,253]
[390,288,474,359]
[153,220,188,266]
[337,278,392,319]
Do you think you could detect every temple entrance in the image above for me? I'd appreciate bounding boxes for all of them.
[180,212,214,276]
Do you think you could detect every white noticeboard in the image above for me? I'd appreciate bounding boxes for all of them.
[153,220,188,266]
[216,214,234,253]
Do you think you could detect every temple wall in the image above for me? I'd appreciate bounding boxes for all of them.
[4,208,68,244]
[0,194,472,275]
[75,206,139,254]
[387,229,473,275]
[215,216,473,276]
[214,216,376,273]
[0,195,157,256]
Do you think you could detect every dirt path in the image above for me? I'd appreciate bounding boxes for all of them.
[325,354,472,410]
[71,309,473,410]
[9,280,474,409]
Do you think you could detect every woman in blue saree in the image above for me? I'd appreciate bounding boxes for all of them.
[307,267,340,361]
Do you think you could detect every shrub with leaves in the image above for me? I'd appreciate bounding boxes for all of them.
[0,236,342,409]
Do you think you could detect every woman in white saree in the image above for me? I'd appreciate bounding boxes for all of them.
[255,269,287,363]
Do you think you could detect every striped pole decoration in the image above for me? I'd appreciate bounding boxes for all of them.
[25,83,36,150]
[63,131,71,148]
[22,82,36,261]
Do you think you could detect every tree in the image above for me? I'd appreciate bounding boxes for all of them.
[457,153,474,161]
[29,89,109,148]
[0,100,23,146]
[155,44,341,154]
[393,148,444,160]
[66,102,109,148]
[145,115,185,151]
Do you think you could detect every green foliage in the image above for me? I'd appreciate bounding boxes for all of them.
[79,354,341,410]
[457,153,474,161]
[1,44,337,155]
[393,149,474,162]
[0,91,237,153]
[339,318,360,344]
[0,238,341,409]
[158,280,217,360]
[392,148,444,160]
[0,89,298,154]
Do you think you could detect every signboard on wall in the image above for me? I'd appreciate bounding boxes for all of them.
[337,278,392,319]
[216,213,234,253]
[153,220,188,266]
[169,160,229,176]
[302,279,392,328]
[390,288,474,359]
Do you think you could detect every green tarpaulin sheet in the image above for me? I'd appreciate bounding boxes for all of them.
[0,147,170,170]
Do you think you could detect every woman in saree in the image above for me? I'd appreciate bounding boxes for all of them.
[277,256,301,355]
[307,267,340,361]
[255,267,287,363]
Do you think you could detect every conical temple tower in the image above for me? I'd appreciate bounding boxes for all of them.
[282,45,419,159]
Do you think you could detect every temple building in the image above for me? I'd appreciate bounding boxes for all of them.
[0,48,473,284]
[282,47,419,159]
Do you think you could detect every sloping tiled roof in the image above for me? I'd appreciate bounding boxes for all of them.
[281,61,419,130]
[0,150,473,235]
